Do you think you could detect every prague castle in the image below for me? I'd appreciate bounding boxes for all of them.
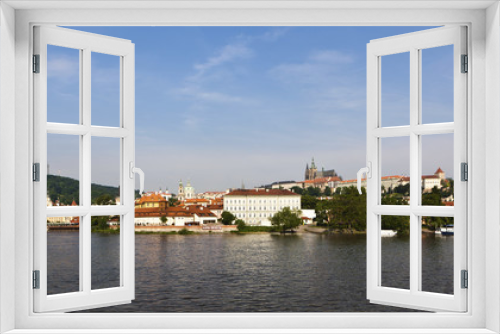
[304,158,338,181]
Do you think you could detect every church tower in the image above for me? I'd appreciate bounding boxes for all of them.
[185,179,195,200]
[305,158,318,180]
[178,179,185,201]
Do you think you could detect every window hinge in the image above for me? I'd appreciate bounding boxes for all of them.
[461,54,468,73]
[33,270,40,289]
[33,54,40,73]
[461,162,468,181]
[461,270,468,289]
[33,163,40,182]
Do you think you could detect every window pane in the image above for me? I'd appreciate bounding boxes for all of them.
[92,52,121,127]
[92,216,121,290]
[381,137,410,204]
[47,134,80,206]
[381,52,410,127]
[381,215,410,290]
[421,45,454,124]
[47,217,80,295]
[421,134,453,206]
[91,137,121,205]
[421,216,454,294]
[47,45,80,124]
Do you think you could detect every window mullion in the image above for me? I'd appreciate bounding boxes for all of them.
[409,47,420,294]
[82,47,92,294]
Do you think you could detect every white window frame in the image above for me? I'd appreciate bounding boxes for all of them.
[33,25,136,313]
[0,1,499,334]
[366,26,467,312]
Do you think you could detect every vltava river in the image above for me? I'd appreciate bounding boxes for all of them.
[47,231,453,312]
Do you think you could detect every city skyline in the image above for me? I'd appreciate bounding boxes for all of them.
[47,26,454,192]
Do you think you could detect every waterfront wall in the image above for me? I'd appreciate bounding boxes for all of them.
[116,225,238,233]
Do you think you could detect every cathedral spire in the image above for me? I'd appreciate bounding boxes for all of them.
[311,157,316,169]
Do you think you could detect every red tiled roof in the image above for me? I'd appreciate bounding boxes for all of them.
[435,167,444,174]
[135,205,216,218]
[136,193,166,204]
[185,198,209,203]
[225,189,299,196]
[422,175,439,179]
[444,201,454,206]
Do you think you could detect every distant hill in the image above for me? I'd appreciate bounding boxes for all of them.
[47,174,125,205]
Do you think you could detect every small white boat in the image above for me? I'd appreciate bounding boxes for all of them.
[381,230,397,237]
[438,225,454,236]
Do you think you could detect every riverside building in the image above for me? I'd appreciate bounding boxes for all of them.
[223,189,301,226]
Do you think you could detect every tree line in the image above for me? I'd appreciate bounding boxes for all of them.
[298,182,454,234]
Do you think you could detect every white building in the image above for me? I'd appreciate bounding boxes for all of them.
[301,209,316,224]
[422,167,446,192]
[223,189,301,226]
[134,206,217,226]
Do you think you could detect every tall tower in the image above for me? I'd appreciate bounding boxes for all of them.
[308,158,317,180]
[178,179,185,201]
[185,179,195,200]
[304,163,309,180]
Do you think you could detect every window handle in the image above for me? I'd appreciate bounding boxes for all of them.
[357,162,371,195]
[129,162,145,194]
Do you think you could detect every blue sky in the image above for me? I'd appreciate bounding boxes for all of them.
[47,26,454,193]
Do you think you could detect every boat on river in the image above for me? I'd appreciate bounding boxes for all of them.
[436,224,454,236]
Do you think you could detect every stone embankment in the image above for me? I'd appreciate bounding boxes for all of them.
[132,225,238,233]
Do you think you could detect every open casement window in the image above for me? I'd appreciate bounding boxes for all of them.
[33,26,137,312]
[366,26,467,312]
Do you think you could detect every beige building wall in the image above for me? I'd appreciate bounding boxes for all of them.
[223,193,301,226]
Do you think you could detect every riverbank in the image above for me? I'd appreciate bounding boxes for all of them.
[304,225,368,234]
[109,225,239,233]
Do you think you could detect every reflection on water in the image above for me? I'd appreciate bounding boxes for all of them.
[46,231,453,312]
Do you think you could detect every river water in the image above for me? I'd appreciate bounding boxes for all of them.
[47,231,453,312]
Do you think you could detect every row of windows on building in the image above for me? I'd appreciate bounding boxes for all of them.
[228,206,300,212]
[225,199,299,205]
[235,212,274,218]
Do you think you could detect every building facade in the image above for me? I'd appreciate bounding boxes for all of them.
[223,189,301,226]
[178,179,195,201]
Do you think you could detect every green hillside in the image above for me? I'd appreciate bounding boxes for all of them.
[47,174,122,205]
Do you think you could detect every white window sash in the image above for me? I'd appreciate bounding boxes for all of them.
[33,26,136,313]
[366,26,468,312]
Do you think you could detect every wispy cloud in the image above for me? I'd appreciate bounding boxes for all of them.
[193,43,253,75]
[174,28,289,108]
[270,49,355,85]
[47,55,79,81]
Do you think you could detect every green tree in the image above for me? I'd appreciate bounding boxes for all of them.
[381,195,410,235]
[315,200,331,226]
[421,186,452,230]
[291,186,304,195]
[301,194,318,209]
[235,219,246,230]
[160,215,167,225]
[168,196,178,207]
[221,211,236,225]
[271,207,302,233]
[306,186,321,197]
[323,186,332,196]
[91,216,110,230]
[393,183,410,196]
[94,193,115,206]
[329,186,366,231]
